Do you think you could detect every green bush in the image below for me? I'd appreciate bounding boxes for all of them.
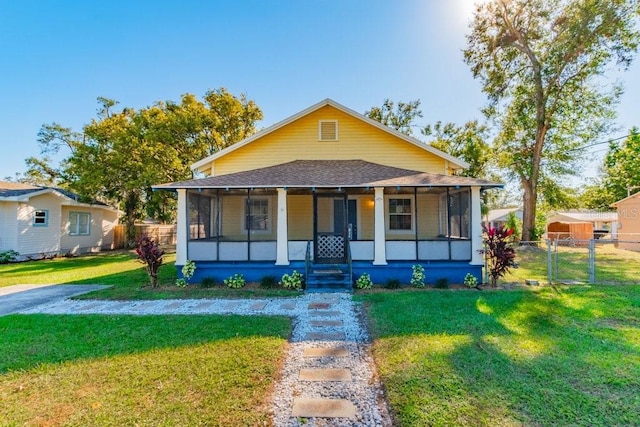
[176,260,196,288]
[280,271,304,290]
[355,273,373,290]
[0,250,19,264]
[200,277,217,288]
[224,274,245,289]
[410,264,426,288]
[384,278,401,289]
[434,277,449,289]
[463,273,479,288]
[260,275,278,288]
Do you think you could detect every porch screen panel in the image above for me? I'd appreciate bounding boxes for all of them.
[448,190,470,239]
[188,193,213,240]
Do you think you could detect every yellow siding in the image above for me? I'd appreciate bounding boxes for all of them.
[358,195,375,240]
[288,195,313,240]
[212,105,447,175]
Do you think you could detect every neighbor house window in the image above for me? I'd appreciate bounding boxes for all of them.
[243,197,270,233]
[388,197,413,232]
[33,210,48,226]
[69,212,90,236]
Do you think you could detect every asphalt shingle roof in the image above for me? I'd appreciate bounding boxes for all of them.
[156,160,502,190]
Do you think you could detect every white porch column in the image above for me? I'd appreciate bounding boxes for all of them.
[176,189,188,266]
[373,187,387,265]
[470,186,484,265]
[276,187,289,265]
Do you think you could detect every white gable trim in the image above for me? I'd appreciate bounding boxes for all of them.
[191,98,469,174]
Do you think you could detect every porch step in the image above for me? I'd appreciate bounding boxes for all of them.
[306,264,352,292]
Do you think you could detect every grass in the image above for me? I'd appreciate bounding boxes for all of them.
[357,285,640,426]
[0,314,291,426]
[0,251,300,300]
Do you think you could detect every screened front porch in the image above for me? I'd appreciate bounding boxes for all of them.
[183,186,475,264]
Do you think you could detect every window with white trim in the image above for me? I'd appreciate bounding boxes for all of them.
[387,197,413,232]
[243,197,271,233]
[69,212,91,236]
[33,210,48,226]
[319,120,338,141]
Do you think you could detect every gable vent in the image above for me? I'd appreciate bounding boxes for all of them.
[319,120,338,141]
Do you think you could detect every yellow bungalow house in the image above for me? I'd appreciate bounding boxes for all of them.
[155,99,501,290]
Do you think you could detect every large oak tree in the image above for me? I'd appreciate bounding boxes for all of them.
[464,0,639,240]
[29,88,262,244]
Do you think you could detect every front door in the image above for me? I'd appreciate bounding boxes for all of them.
[314,193,348,264]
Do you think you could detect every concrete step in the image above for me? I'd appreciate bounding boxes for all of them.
[303,347,350,358]
[299,368,352,382]
[291,398,356,418]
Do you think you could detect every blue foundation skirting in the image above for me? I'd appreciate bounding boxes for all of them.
[178,261,482,286]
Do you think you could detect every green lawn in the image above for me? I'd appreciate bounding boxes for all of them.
[0,314,291,426]
[0,251,300,299]
[357,285,640,426]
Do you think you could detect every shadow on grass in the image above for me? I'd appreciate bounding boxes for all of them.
[0,313,291,374]
[360,285,640,425]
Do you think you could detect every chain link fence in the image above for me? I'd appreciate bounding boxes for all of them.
[496,239,640,285]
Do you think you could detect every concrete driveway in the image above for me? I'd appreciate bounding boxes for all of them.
[0,284,110,316]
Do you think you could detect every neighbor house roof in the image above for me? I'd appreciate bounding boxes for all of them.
[610,191,640,207]
[0,181,120,212]
[155,160,501,190]
[486,207,522,222]
[547,211,618,224]
[191,98,470,174]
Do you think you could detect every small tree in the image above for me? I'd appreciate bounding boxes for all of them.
[135,234,164,287]
[483,225,517,287]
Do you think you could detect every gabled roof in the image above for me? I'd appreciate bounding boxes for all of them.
[156,160,501,190]
[0,181,119,212]
[486,207,522,222]
[191,98,470,174]
[611,191,640,207]
[547,211,618,224]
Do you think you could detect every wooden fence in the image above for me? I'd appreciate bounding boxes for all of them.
[113,224,177,249]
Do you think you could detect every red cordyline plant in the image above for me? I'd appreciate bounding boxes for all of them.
[483,225,517,287]
[135,234,165,287]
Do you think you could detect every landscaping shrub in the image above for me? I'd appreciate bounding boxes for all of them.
[0,250,19,264]
[434,277,449,289]
[280,271,304,290]
[176,260,196,287]
[135,235,164,287]
[384,278,401,289]
[463,273,479,288]
[260,275,278,288]
[483,225,517,286]
[355,273,373,290]
[200,277,217,288]
[410,264,426,288]
[224,274,245,289]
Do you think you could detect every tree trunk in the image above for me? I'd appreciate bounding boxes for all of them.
[521,179,537,241]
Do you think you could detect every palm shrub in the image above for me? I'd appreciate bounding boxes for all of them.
[135,235,165,287]
[483,225,517,286]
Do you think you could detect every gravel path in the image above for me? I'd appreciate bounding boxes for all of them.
[19,293,393,426]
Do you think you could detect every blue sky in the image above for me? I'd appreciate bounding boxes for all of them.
[1,0,638,181]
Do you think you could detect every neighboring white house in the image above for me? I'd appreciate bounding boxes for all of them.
[0,181,121,260]
[484,207,522,229]
[546,211,618,241]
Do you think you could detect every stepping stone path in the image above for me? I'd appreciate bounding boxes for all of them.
[17,293,391,426]
[271,294,391,426]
